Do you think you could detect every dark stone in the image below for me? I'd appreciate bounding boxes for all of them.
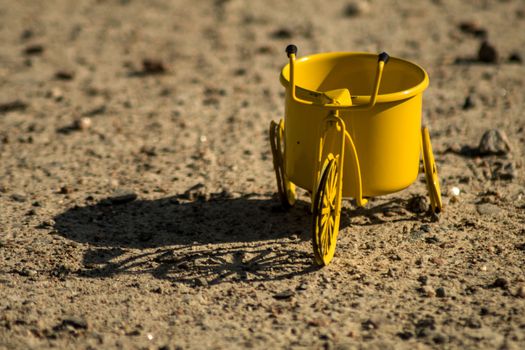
[488,277,509,290]
[478,41,498,63]
[415,317,435,337]
[271,28,292,39]
[466,317,482,329]
[425,236,440,244]
[181,183,207,201]
[436,287,446,298]
[432,333,448,344]
[142,59,166,74]
[458,22,487,38]
[343,2,369,17]
[508,52,522,63]
[361,319,378,330]
[397,331,413,340]
[24,44,44,55]
[418,275,428,285]
[10,193,27,202]
[54,70,75,80]
[0,100,28,114]
[462,95,475,110]
[407,195,428,214]
[491,161,517,181]
[273,289,295,300]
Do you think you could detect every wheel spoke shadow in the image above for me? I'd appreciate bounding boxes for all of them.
[54,193,318,284]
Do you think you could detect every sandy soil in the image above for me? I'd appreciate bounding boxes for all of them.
[1,0,525,349]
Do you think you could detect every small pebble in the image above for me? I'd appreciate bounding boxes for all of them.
[194,278,208,287]
[0,100,28,114]
[11,193,27,202]
[489,277,508,290]
[516,285,525,298]
[449,186,460,197]
[73,117,92,130]
[56,317,89,330]
[54,70,75,80]
[24,44,44,55]
[142,59,166,74]
[59,185,71,194]
[271,28,292,39]
[20,268,37,277]
[361,319,378,330]
[422,286,436,297]
[491,161,516,180]
[448,186,461,203]
[462,95,475,110]
[48,87,63,101]
[344,1,370,17]
[182,183,208,201]
[108,189,137,204]
[273,289,295,300]
[478,129,511,155]
[429,257,445,266]
[417,275,428,285]
[476,203,502,216]
[508,52,522,64]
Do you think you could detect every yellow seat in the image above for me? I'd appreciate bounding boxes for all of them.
[323,88,352,106]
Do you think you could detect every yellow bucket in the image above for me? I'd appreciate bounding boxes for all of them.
[280,52,429,197]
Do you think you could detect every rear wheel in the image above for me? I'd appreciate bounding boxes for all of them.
[269,120,296,208]
[312,156,342,266]
[422,127,442,214]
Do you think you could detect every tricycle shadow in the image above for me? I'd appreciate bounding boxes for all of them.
[343,197,435,227]
[53,193,318,284]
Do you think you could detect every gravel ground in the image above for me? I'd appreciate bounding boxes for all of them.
[1,0,524,349]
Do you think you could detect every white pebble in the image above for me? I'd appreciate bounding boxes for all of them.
[450,186,460,196]
[77,117,92,130]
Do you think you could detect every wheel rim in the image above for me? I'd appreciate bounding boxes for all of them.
[269,121,296,208]
[422,127,442,213]
[312,157,341,265]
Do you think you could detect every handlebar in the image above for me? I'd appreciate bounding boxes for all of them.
[285,45,389,111]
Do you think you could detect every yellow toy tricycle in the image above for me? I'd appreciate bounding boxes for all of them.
[269,45,443,266]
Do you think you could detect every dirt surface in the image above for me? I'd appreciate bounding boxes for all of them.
[1,0,525,349]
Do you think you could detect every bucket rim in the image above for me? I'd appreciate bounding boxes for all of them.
[279,52,429,103]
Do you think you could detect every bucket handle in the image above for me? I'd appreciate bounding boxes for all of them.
[285,44,389,111]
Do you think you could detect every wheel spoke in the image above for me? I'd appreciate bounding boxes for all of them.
[328,216,335,230]
[329,167,337,195]
[321,212,329,225]
[325,221,332,253]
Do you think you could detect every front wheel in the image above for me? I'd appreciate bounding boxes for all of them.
[422,127,443,214]
[312,156,342,266]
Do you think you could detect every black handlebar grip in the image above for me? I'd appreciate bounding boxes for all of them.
[378,52,390,64]
[286,44,297,57]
